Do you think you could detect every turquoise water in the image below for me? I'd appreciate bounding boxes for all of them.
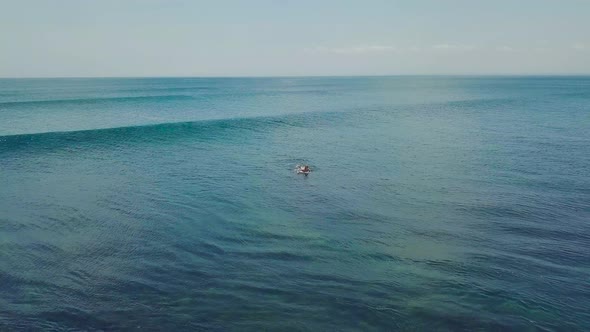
[1,77,589,330]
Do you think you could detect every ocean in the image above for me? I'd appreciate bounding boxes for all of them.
[1,76,589,331]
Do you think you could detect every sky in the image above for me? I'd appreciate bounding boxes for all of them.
[1,0,589,77]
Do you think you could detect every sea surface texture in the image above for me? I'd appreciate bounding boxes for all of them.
[1,77,589,331]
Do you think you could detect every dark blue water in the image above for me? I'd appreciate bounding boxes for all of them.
[1,77,589,331]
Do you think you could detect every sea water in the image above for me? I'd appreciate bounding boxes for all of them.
[1,77,589,330]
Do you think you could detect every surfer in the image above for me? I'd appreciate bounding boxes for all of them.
[297,165,311,175]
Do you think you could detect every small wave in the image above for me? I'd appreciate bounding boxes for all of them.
[117,86,215,93]
[230,250,314,262]
[0,111,331,154]
[0,94,193,108]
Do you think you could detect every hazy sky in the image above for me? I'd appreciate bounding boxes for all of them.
[1,0,589,77]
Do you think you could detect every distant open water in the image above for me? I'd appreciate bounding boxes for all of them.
[1,77,589,331]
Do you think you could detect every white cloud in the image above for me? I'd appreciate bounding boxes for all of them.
[304,45,396,55]
[496,46,515,52]
[432,44,476,51]
[304,43,586,57]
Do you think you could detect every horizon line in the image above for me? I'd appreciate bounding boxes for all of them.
[2,73,590,79]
